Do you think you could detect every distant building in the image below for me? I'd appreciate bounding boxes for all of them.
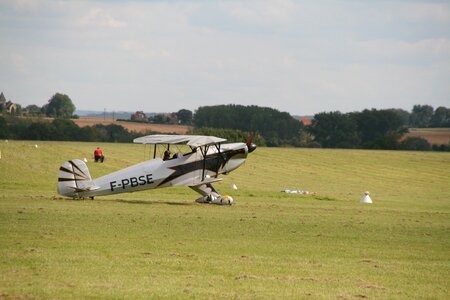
[299,116,312,126]
[131,111,147,122]
[5,101,17,114]
[0,92,17,114]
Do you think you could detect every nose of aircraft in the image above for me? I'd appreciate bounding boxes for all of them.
[248,143,257,153]
[246,133,257,153]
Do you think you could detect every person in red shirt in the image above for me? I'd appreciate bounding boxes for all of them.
[94,147,104,163]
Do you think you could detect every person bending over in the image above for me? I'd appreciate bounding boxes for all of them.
[94,147,105,163]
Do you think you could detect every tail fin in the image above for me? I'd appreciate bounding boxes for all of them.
[58,159,98,198]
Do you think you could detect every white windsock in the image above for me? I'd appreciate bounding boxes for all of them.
[360,191,372,204]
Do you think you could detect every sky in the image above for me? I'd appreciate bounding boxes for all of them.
[1,0,449,115]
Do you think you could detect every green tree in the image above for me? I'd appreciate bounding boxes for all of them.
[177,109,193,125]
[25,104,43,116]
[93,124,134,142]
[194,105,302,146]
[352,109,406,149]
[150,114,170,124]
[388,108,410,127]
[52,119,79,140]
[309,111,360,148]
[43,93,76,118]
[410,105,434,128]
[430,106,450,128]
[400,137,431,151]
[0,116,8,138]
[26,122,55,140]
[12,104,22,116]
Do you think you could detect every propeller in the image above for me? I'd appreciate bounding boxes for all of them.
[246,132,257,153]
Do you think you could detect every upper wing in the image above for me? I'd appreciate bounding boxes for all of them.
[133,134,226,147]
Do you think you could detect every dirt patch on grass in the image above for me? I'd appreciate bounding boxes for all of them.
[73,117,190,134]
[405,128,450,145]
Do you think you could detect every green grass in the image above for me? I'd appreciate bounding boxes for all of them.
[0,141,449,299]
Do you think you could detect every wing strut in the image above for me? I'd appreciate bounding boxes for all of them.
[200,144,210,181]
[199,142,223,180]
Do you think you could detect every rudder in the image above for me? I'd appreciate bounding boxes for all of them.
[58,159,95,198]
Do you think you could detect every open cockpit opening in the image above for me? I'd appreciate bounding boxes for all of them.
[143,143,197,161]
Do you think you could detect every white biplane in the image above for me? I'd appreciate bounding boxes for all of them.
[57,135,256,205]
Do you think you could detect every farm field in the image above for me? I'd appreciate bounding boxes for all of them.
[73,116,190,134]
[0,141,449,299]
[405,128,450,145]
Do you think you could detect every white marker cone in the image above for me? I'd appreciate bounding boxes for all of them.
[360,191,372,204]
[231,184,238,190]
[83,158,88,163]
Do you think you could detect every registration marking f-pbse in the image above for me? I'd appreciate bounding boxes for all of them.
[110,174,153,191]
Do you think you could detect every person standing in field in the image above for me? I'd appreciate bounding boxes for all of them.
[94,147,104,163]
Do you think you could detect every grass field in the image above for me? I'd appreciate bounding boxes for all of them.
[0,141,449,299]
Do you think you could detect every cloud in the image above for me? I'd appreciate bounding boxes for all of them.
[79,8,126,29]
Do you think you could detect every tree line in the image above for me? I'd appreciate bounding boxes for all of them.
[407,105,450,128]
[193,105,303,146]
[192,104,449,151]
[1,90,449,151]
[308,106,449,151]
[20,93,77,119]
[0,116,151,143]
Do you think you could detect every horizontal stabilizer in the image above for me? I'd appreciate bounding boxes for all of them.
[69,185,100,193]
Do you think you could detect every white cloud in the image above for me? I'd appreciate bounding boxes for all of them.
[79,8,126,29]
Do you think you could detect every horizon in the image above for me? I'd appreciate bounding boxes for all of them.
[1,91,446,118]
[5,96,442,118]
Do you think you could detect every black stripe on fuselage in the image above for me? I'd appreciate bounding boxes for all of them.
[157,148,245,187]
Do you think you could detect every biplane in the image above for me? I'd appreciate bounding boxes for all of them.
[57,135,256,205]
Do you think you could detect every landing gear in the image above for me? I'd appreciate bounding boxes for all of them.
[195,194,234,205]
